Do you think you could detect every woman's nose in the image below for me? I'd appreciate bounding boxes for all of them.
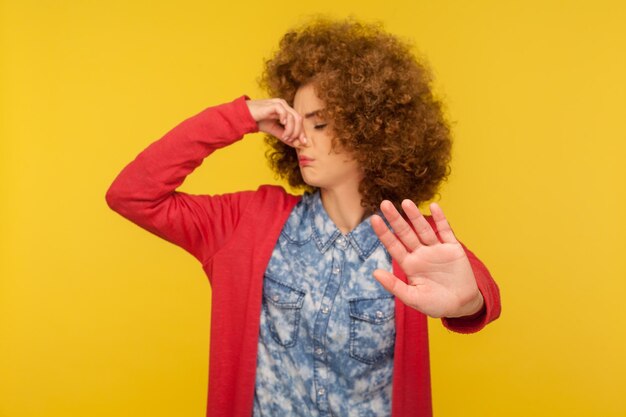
[293,132,310,148]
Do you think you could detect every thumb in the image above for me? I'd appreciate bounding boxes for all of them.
[373,269,415,307]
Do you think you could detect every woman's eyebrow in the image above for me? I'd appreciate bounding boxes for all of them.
[304,109,325,118]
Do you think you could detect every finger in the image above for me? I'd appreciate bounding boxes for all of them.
[265,99,287,123]
[276,99,300,141]
[379,200,422,250]
[269,104,288,126]
[288,109,303,142]
[401,199,439,245]
[429,202,458,244]
[372,269,419,310]
[260,120,285,140]
[281,111,295,141]
[371,214,408,264]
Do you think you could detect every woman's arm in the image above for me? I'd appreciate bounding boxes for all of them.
[105,96,260,265]
[106,96,305,265]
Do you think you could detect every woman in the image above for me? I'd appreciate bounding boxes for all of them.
[106,18,500,417]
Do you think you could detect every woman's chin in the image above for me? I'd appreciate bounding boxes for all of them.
[299,172,318,188]
[302,179,320,188]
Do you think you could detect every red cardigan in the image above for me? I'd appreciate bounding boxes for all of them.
[106,96,501,417]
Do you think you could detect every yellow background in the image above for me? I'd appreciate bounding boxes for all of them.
[1,1,625,416]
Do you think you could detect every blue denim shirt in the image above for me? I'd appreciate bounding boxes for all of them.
[252,191,395,417]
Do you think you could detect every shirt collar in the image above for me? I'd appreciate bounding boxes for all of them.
[307,192,381,260]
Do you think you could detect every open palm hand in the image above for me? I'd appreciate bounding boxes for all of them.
[371,200,484,318]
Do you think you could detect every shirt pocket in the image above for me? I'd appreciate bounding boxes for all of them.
[348,296,396,365]
[262,275,306,348]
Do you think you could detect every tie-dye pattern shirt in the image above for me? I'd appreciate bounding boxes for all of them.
[252,191,395,417]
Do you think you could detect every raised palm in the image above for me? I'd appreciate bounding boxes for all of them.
[370,200,484,318]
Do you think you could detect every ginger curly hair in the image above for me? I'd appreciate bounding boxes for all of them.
[260,18,452,214]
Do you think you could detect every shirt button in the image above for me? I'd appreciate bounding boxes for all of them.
[332,267,340,274]
[317,388,326,396]
[272,295,280,302]
[376,310,384,318]
[315,347,324,356]
[321,306,330,314]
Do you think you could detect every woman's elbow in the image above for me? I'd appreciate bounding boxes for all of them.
[105,182,127,214]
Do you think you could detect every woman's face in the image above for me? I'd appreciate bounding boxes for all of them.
[292,84,363,192]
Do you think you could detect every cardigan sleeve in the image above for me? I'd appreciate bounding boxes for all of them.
[105,96,260,265]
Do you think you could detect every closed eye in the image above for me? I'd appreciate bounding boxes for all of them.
[314,123,328,130]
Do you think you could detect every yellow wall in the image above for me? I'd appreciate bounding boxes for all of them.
[1,1,625,416]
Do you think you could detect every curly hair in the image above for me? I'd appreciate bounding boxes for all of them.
[260,17,452,214]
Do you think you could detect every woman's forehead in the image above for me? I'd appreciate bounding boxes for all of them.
[293,84,325,115]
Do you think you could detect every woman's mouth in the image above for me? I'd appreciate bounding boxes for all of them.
[298,156,313,166]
